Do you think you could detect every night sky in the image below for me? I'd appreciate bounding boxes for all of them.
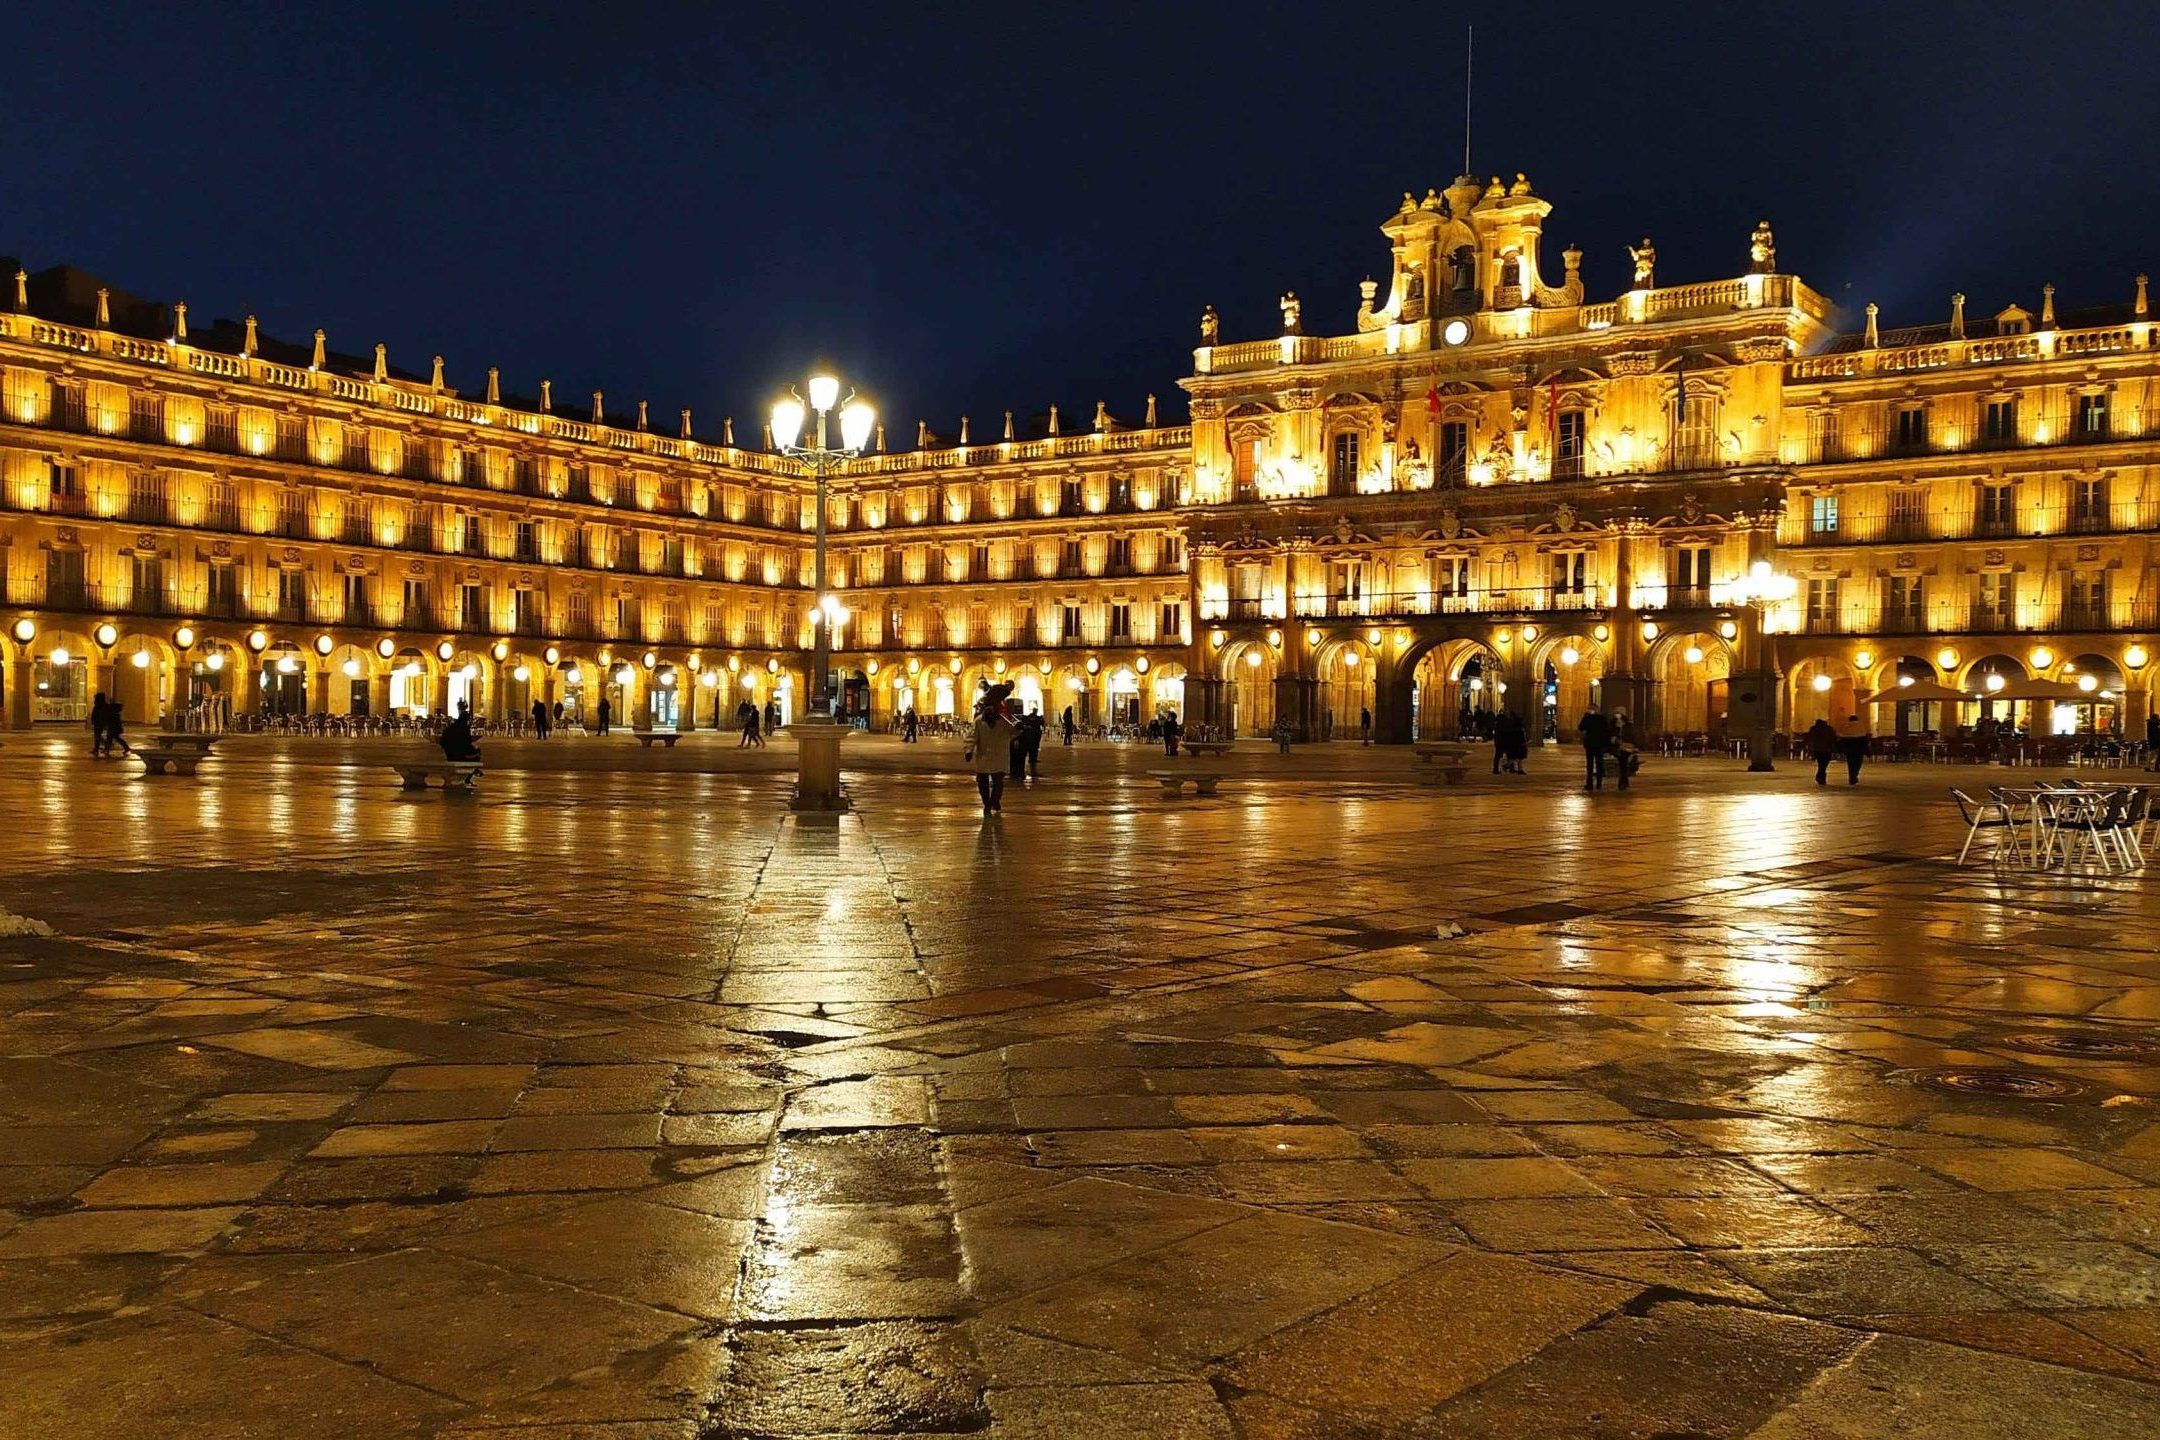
[13,1,2158,437]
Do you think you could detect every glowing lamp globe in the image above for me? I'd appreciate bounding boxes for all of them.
[839,400,875,451]
[769,397,806,450]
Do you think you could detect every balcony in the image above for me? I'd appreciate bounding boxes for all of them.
[2059,602,2112,632]
[43,580,92,611]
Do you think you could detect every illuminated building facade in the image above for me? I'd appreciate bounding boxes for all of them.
[3,173,2155,743]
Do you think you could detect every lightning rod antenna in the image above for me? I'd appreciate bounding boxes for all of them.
[1462,25,1474,177]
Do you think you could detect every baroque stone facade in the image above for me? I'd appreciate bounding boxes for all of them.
[4,171,2156,745]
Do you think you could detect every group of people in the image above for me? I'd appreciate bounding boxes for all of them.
[87,692,133,759]
[1577,709,1642,790]
[1487,710,1531,774]
[736,699,773,747]
[1805,713,1873,785]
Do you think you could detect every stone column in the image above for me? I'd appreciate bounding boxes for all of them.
[5,650,31,729]
[1372,647,1416,744]
[1732,528,1781,770]
[310,665,330,715]
[1600,532,1654,729]
[1190,674,1225,733]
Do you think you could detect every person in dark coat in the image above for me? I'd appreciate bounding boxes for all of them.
[596,696,612,736]
[440,701,482,762]
[1835,707,1871,786]
[1806,718,1838,786]
[88,692,111,757]
[2145,709,2160,771]
[1579,709,1610,790]
[1061,705,1076,746]
[1611,712,1640,791]
[531,698,550,739]
[1162,710,1182,757]
[1022,711,1045,776]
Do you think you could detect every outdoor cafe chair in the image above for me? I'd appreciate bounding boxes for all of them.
[1951,789,2026,867]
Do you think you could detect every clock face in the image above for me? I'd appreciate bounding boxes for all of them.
[1443,318,1470,346]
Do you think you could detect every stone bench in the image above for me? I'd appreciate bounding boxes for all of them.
[631,730,681,748]
[1182,740,1235,757]
[391,760,484,790]
[1411,742,1472,787]
[1148,768,1227,797]
[136,737,217,776]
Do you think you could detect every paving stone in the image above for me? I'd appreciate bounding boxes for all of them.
[1226,1251,1637,1424]
[711,1320,987,1435]
[0,1308,462,1438]
[1412,1299,1865,1437]
[1747,1332,2160,1438]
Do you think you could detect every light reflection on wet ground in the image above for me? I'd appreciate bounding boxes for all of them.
[1,733,2159,1436]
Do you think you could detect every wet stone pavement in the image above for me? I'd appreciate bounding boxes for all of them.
[3,732,2160,1437]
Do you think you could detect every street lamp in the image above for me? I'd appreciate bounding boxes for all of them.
[1731,559,1798,771]
[770,372,874,816]
[771,373,875,716]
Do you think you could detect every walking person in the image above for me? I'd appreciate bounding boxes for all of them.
[1579,708,1609,790]
[596,696,612,737]
[902,707,919,743]
[966,682,1017,815]
[1162,710,1182,757]
[1007,709,1029,780]
[88,692,110,758]
[1022,710,1045,778]
[1272,715,1294,754]
[1490,714,1508,775]
[1806,717,1838,786]
[2145,708,2159,771]
[1610,712,1640,791]
[102,695,134,759]
[1061,705,1076,747]
[764,699,780,736]
[1835,706,1871,786]
[531,698,550,739]
[553,700,566,736]
[1360,706,1372,745]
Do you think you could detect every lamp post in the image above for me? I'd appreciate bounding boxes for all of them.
[1731,558,1798,772]
[770,374,875,815]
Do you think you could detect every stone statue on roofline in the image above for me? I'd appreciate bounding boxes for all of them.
[1750,219,1777,275]
[1279,291,1302,335]
[1199,305,1219,345]
[1628,238,1657,289]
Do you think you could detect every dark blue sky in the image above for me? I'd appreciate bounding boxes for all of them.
[12,1,2157,436]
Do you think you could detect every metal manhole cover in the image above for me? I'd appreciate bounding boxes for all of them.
[1902,1066,2089,1100]
[1999,1031,2157,1060]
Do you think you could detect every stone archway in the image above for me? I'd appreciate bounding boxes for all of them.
[1646,631,1734,741]
[1221,640,1277,737]
[1312,636,1377,740]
